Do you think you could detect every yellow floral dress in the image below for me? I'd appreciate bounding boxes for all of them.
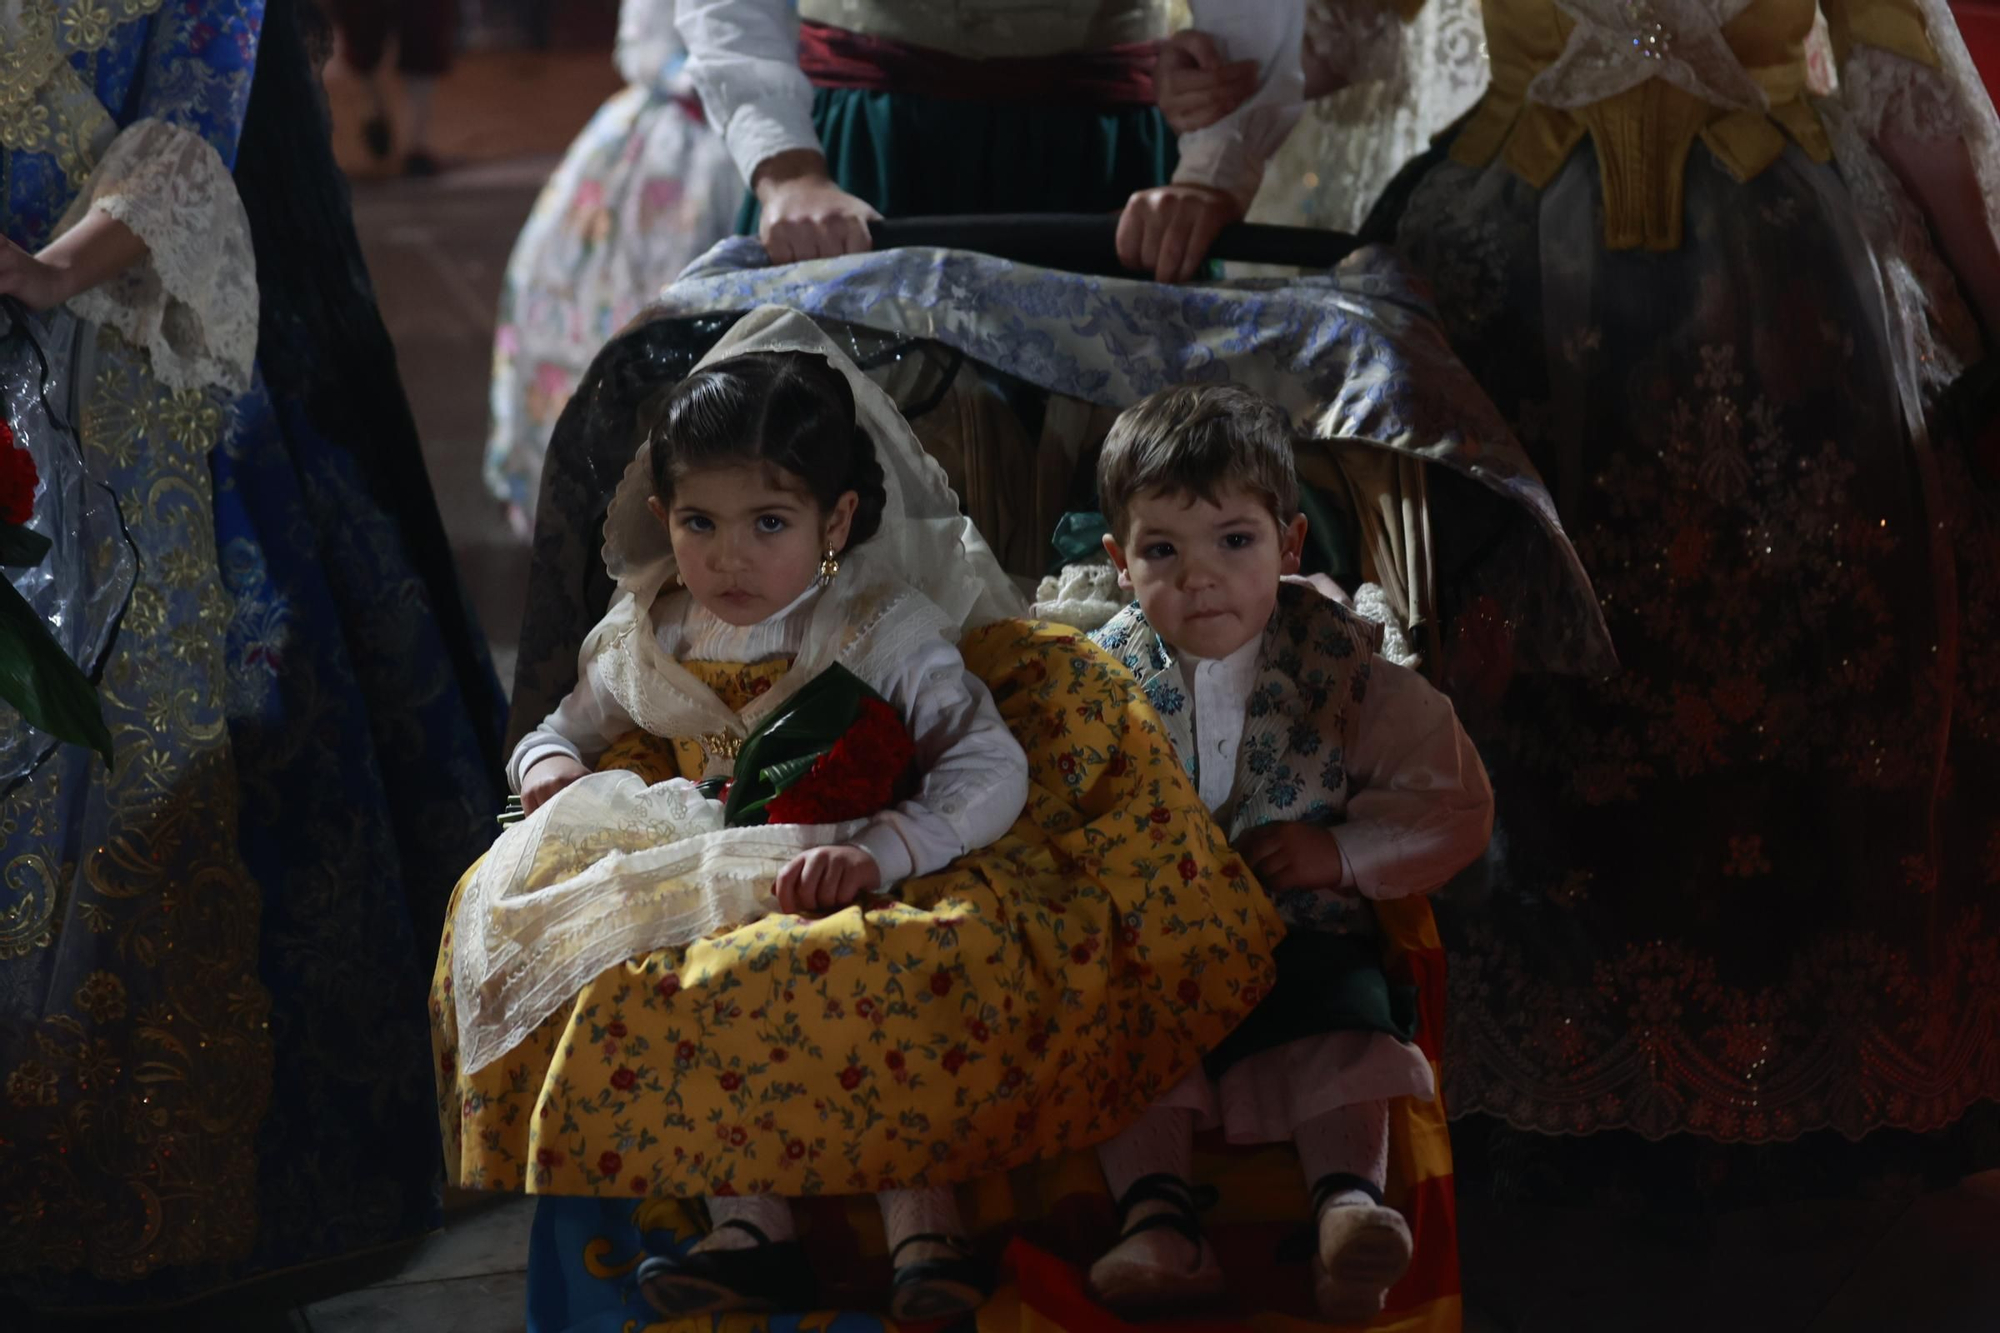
[431,620,1284,1197]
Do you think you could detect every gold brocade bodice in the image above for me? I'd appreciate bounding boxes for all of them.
[1452,0,1944,249]
[594,658,794,784]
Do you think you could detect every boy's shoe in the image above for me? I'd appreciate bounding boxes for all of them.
[1311,1199,1412,1325]
[635,1219,814,1315]
[1087,1172,1227,1315]
[887,1232,990,1321]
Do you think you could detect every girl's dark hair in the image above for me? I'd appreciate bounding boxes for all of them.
[644,351,888,551]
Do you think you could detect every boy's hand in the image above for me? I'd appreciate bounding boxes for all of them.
[775,844,882,916]
[520,755,591,814]
[1235,821,1351,895]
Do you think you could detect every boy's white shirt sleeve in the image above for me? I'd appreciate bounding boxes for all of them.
[507,654,640,793]
[1174,1,1306,211]
[1336,655,1495,899]
[677,0,819,188]
[849,636,1030,886]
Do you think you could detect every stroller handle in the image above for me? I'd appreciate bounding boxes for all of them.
[866,214,1361,276]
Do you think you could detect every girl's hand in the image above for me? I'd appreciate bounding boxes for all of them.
[1156,30,1259,134]
[0,237,73,312]
[520,755,591,814]
[775,844,882,916]
[1235,821,1350,895]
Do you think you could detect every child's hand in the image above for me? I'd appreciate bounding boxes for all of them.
[775,844,883,916]
[520,755,591,814]
[1155,30,1259,135]
[1235,821,1351,896]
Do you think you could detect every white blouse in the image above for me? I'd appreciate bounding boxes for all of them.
[510,582,1029,886]
[674,0,1306,210]
[1179,642,1494,900]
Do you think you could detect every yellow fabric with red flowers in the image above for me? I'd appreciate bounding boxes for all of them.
[432,621,1286,1198]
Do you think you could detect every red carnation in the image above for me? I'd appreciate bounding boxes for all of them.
[807,949,832,975]
[606,1021,628,1039]
[929,969,953,997]
[630,1176,648,1194]
[1177,979,1201,1005]
[598,1151,623,1178]
[764,698,916,825]
[610,1066,638,1091]
[839,1065,864,1091]
[0,429,37,527]
[720,1071,743,1092]
[942,1046,968,1074]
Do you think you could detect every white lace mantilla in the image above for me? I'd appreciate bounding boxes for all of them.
[58,118,258,395]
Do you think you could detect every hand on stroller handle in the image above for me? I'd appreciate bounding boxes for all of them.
[862,215,1362,278]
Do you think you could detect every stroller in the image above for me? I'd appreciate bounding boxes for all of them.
[486,220,1610,1333]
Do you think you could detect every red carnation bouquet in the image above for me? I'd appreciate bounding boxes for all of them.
[0,410,112,764]
[720,664,916,828]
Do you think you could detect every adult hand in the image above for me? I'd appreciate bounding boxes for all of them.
[0,237,73,312]
[1155,29,1258,134]
[774,843,883,916]
[1116,183,1240,283]
[520,755,591,814]
[1235,820,1349,895]
[754,149,880,265]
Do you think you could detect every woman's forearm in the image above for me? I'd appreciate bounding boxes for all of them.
[38,209,150,308]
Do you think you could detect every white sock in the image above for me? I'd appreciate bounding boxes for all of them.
[1098,1103,1198,1202]
[698,1193,795,1251]
[878,1186,965,1263]
[1294,1100,1390,1213]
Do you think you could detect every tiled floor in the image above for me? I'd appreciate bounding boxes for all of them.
[68,43,1996,1333]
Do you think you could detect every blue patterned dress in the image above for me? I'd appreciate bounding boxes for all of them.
[1,0,506,1308]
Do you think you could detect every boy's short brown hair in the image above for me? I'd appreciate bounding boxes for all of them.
[1096,384,1300,542]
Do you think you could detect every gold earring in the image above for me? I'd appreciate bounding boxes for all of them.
[818,548,840,584]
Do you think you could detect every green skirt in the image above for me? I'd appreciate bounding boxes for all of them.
[737,87,1176,231]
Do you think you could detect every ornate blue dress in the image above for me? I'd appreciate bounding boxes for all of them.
[0,0,506,1308]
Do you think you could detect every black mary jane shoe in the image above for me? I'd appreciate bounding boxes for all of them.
[636,1219,814,1315]
[887,1232,990,1322]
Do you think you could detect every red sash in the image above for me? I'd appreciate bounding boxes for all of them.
[796,20,1159,110]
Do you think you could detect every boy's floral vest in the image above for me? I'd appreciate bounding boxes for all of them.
[1091,583,1381,934]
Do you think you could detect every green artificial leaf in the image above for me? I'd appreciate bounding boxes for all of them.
[0,577,113,766]
[0,525,51,568]
[721,663,886,827]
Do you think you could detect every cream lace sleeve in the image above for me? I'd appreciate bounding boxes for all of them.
[55,117,258,396]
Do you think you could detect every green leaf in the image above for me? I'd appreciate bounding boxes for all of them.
[0,577,113,766]
[0,525,51,568]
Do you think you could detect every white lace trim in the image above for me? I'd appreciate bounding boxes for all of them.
[57,118,257,395]
[1303,0,1404,96]
[1530,0,1765,112]
[1247,0,1489,236]
[1841,45,1964,142]
[453,770,865,1074]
